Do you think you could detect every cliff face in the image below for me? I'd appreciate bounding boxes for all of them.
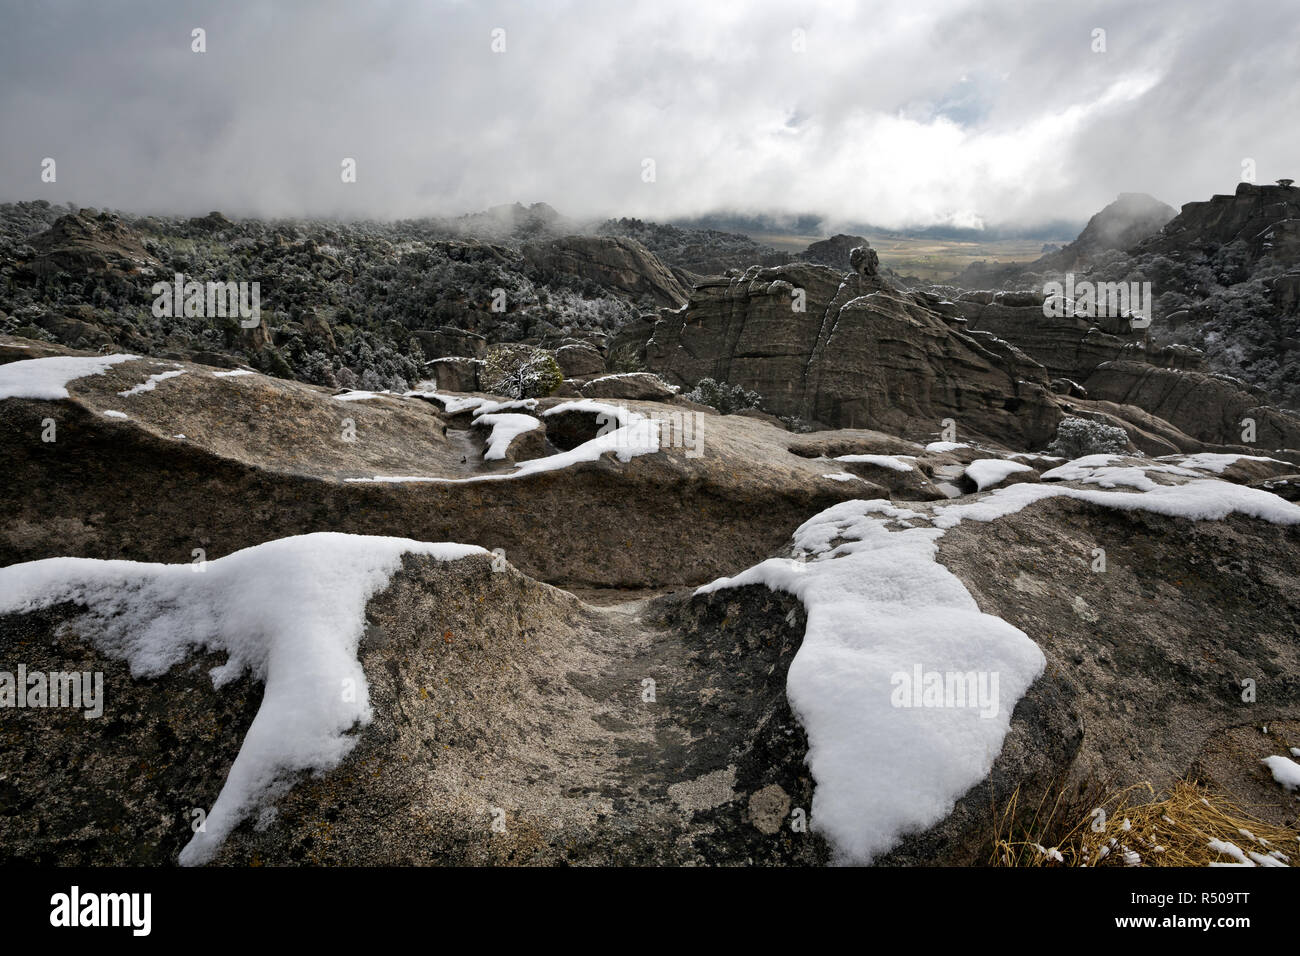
[926,292,1204,382]
[646,263,1063,447]
[1084,361,1300,450]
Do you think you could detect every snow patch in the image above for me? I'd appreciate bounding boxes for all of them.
[0,353,139,400]
[348,399,659,484]
[476,413,541,460]
[1262,755,1300,792]
[118,369,185,397]
[1174,452,1286,473]
[834,454,915,472]
[964,458,1032,491]
[332,389,391,402]
[697,500,1045,864]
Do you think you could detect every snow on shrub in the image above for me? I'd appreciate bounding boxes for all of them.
[1047,416,1130,458]
[684,377,762,415]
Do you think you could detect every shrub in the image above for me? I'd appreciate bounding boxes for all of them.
[1046,416,1130,458]
[684,377,763,415]
[606,343,645,373]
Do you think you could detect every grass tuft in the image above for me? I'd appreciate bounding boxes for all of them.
[991,778,1297,867]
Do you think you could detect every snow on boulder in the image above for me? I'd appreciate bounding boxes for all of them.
[963,458,1033,491]
[0,533,486,865]
[474,412,542,461]
[579,372,679,401]
[117,368,185,397]
[834,454,915,472]
[1262,755,1300,792]
[348,399,660,484]
[698,500,1046,864]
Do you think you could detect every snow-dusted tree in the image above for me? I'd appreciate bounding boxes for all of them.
[482,344,563,399]
[1047,416,1131,458]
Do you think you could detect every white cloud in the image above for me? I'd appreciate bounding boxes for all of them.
[0,0,1295,230]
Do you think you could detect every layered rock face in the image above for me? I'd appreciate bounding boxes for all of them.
[522,236,689,308]
[646,262,1063,446]
[1085,361,1300,449]
[921,290,1206,383]
[641,260,1300,453]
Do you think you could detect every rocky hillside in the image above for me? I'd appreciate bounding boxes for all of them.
[942,183,1300,410]
[3,337,1298,866]
[640,261,1300,453]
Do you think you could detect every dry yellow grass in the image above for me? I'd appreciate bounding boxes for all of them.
[991,779,1298,867]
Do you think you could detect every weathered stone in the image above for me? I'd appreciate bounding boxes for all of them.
[428,356,483,392]
[555,343,606,378]
[578,372,678,401]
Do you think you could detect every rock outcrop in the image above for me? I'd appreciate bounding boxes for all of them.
[22,209,159,277]
[920,289,1206,383]
[523,236,689,308]
[555,342,606,377]
[4,367,1297,867]
[0,339,871,590]
[578,371,678,401]
[1136,181,1300,266]
[645,262,1064,447]
[1084,361,1300,450]
[798,234,871,271]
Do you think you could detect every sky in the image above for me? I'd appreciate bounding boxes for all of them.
[1,0,1296,232]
